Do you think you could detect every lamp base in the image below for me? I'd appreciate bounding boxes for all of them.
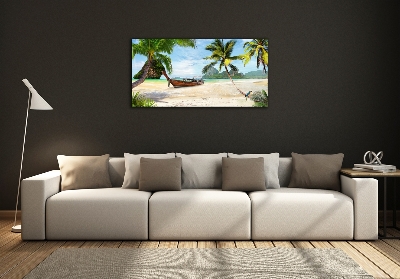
[12,225,21,233]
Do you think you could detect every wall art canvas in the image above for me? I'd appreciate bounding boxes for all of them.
[131,39,268,107]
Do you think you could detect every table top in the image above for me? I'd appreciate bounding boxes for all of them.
[341,168,400,177]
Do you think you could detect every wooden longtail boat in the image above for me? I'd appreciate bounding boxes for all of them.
[162,71,204,88]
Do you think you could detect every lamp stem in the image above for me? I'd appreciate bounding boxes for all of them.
[13,90,31,230]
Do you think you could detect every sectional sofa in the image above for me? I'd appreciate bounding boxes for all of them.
[20,153,378,241]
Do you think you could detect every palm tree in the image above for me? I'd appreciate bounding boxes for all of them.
[242,39,268,73]
[202,39,245,95]
[132,39,196,89]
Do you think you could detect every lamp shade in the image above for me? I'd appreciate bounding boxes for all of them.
[22,79,53,110]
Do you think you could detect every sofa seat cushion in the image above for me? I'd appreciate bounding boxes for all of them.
[46,188,151,240]
[149,189,251,240]
[249,188,353,240]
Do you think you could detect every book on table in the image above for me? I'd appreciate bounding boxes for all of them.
[353,163,396,172]
[352,167,396,173]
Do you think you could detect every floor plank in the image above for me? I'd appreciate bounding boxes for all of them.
[139,241,159,248]
[0,230,11,238]
[0,238,26,260]
[60,241,84,248]
[158,241,178,248]
[80,241,103,248]
[178,241,197,248]
[0,241,45,277]
[216,241,235,248]
[382,239,400,252]
[0,220,14,230]
[311,241,334,248]
[291,241,314,248]
[368,240,400,265]
[119,241,141,248]
[254,241,274,248]
[330,241,390,279]
[349,241,400,279]
[3,241,65,279]
[100,241,122,248]
[386,228,400,237]
[1,216,400,278]
[0,234,20,249]
[197,241,216,248]
[235,241,255,248]
[273,241,294,248]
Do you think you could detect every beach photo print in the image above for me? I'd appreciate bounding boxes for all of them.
[131,39,268,107]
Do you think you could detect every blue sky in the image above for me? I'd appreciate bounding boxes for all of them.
[131,39,268,79]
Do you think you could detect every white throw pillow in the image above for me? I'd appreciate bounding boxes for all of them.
[122,153,175,188]
[228,153,280,189]
[177,153,227,189]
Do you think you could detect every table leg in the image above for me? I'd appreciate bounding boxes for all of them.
[394,178,397,228]
[384,177,387,237]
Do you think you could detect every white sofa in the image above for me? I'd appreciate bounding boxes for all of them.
[21,156,378,241]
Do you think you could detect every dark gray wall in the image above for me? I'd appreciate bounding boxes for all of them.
[1,0,399,210]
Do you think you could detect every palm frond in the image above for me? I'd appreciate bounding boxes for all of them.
[174,39,196,48]
[224,40,236,57]
[242,54,251,66]
[154,53,172,74]
[242,39,268,70]
[228,64,239,72]
[214,39,224,49]
[202,61,218,74]
[218,61,224,72]
[261,48,268,66]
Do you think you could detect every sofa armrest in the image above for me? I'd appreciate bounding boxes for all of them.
[21,170,61,240]
[340,175,378,240]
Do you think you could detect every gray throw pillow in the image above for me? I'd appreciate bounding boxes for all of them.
[57,154,113,191]
[287,153,344,191]
[139,157,182,192]
[122,153,175,188]
[228,153,280,189]
[222,157,266,191]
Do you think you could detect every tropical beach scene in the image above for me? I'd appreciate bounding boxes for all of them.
[131,39,268,107]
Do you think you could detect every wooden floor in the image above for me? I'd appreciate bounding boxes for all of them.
[1,218,400,279]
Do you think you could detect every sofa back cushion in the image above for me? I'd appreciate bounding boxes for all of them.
[176,153,227,189]
[109,157,125,187]
[109,156,294,188]
[278,157,292,187]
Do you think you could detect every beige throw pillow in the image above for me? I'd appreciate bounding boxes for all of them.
[222,157,266,191]
[228,153,280,189]
[139,157,182,192]
[287,153,344,191]
[57,154,113,191]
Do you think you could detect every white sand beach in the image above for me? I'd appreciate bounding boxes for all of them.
[132,79,268,107]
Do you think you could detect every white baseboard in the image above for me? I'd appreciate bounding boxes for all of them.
[0,210,21,218]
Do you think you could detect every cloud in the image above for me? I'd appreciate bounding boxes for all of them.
[170,58,208,77]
